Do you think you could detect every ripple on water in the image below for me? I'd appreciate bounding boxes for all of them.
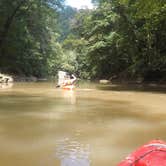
[56,137,90,166]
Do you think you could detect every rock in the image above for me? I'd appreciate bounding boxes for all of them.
[37,78,48,82]
[13,76,37,82]
[0,73,13,83]
[99,79,110,84]
[29,76,37,82]
[136,77,144,84]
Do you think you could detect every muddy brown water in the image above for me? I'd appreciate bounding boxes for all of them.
[0,82,166,166]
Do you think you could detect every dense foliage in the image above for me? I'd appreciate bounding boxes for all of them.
[71,0,166,81]
[0,0,166,82]
[0,0,64,77]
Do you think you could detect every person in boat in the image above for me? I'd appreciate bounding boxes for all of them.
[56,72,77,88]
[62,74,77,87]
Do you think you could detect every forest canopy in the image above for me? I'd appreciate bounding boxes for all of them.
[0,0,166,82]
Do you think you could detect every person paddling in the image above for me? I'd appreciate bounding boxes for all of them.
[62,74,77,86]
[56,71,77,88]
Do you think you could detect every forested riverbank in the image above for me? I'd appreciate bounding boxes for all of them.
[0,0,166,82]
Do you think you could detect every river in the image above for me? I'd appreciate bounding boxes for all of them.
[0,82,166,166]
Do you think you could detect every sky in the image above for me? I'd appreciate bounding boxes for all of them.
[65,0,94,9]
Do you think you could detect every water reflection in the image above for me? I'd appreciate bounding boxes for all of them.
[62,90,76,104]
[56,138,90,166]
[0,83,13,89]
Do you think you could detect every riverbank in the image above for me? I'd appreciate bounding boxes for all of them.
[11,75,50,82]
[97,82,166,94]
[0,73,51,84]
[2,73,166,93]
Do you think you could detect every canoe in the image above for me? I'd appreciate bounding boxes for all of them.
[62,84,75,90]
[118,140,166,166]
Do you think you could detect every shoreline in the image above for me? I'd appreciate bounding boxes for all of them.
[1,73,166,91]
[97,82,166,93]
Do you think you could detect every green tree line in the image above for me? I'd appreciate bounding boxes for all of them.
[0,0,166,82]
[68,0,166,81]
[0,0,64,77]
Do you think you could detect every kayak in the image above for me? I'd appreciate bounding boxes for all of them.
[62,84,75,90]
[118,140,166,166]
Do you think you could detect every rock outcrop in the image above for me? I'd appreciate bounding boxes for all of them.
[99,79,110,84]
[0,73,13,83]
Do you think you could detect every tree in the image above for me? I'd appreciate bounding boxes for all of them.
[0,0,64,77]
[71,0,166,81]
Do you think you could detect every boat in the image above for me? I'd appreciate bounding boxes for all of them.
[62,84,75,90]
[118,140,166,166]
[57,71,76,90]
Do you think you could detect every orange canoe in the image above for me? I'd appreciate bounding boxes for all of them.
[62,85,75,90]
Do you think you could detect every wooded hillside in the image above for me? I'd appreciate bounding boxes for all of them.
[0,0,166,82]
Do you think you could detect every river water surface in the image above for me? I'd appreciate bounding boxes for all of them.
[0,83,166,166]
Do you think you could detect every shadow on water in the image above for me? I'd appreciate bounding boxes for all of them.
[0,83,13,89]
[97,84,166,94]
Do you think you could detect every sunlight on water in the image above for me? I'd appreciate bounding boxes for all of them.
[0,83,166,166]
[0,83,13,89]
[56,137,90,166]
